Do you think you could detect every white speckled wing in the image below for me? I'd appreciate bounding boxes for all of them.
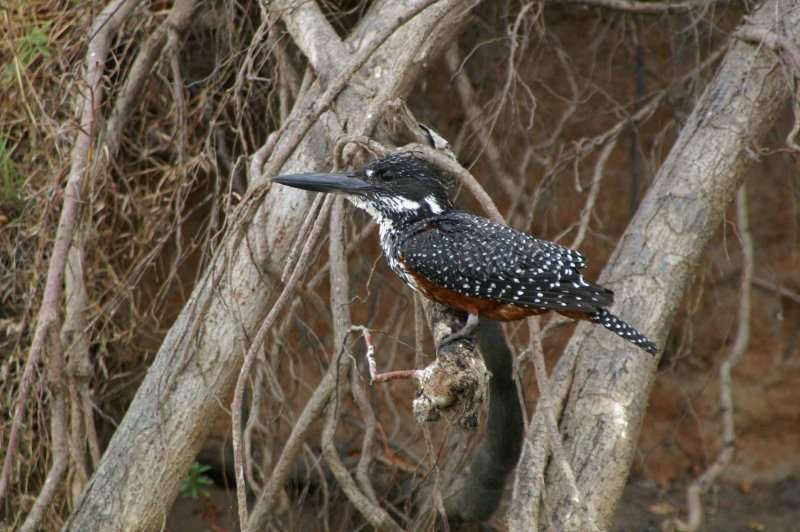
[400,211,613,313]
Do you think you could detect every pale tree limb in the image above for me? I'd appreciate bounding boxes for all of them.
[508,137,614,530]
[0,0,138,508]
[508,347,579,528]
[322,398,403,532]
[423,426,449,531]
[63,224,94,505]
[281,194,325,282]
[242,349,269,493]
[508,95,625,532]
[350,363,381,505]
[256,0,441,182]
[668,184,753,532]
[348,0,440,58]
[20,308,67,532]
[276,0,348,83]
[527,317,597,532]
[412,296,448,531]
[515,1,800,529]
[735,20,800,72]
[243,0,438,187]
[324,201,401,528]
[735,22,800,151]
[752,276,800,305]
[569,138,616,250]
[246,337,351,530]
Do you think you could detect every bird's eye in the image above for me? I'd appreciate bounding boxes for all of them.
[377,171,392,182]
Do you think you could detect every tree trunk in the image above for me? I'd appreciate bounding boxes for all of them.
[509,0,800,529]
[64,2,478,529]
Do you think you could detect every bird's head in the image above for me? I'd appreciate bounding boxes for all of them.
[271,154,455,224]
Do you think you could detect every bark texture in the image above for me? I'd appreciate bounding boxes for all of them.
[509,0,800,529]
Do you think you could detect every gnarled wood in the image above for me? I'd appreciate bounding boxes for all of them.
[509,0,800,529]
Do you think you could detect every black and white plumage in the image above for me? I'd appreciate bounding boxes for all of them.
[272,154,659,355]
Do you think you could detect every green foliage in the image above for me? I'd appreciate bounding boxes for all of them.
[3,21,52,86]
[180,462,214,499]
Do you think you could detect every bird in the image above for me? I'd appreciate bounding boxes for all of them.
[271,153,658,355]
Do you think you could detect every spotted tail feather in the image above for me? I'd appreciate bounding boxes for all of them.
[590,308,658,355]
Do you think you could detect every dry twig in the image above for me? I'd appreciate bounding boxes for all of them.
[231,196,333,527]
[1,0,138,510]
[668,185,753,531]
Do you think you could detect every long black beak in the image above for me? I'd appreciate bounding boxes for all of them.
[271,172,374,194]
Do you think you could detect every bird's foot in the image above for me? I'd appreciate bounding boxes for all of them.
[435,313,479,354]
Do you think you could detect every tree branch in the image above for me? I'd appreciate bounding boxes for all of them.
[231,195,333,528]
[535,1,800,529]
[104,0,199,157]
[669,184,753,531]
[0,0,138,507]
[276,0,349,84]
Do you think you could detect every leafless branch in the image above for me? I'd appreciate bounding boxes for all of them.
[253,0,441,181]
[104,0,199,157]
[569,139,616,250]
[735,24,800,77]
[752,276,800,305]
[281,193,325,282]
[63,225,93,505]
[0,0,138,507]
[350,363,381,504]
[247,329,350,530]
[314,196,402,530]
[359,323,425,384]
[20,322,67,532]
[424,426,449,531]
[445,45,517,197]
[669,185,753,531]
[322,398,403,531]
[232,195,334,527]
[534,1,799,524]
[508,348,579,529]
